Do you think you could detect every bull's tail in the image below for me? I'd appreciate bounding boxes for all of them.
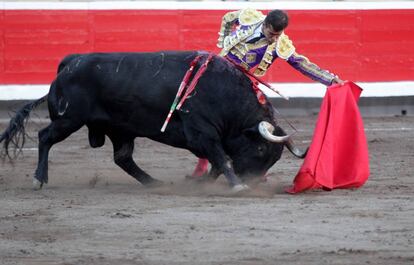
[0,95,48,159]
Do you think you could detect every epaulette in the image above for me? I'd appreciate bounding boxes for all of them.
[239,8,265,26]
[276,33,296,60]
[222,10,240,23]
[220,26,256,56]
[217,10,241,48]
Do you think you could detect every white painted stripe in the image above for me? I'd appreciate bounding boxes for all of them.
[0,118,50,123]
[365,127,414,131]
[2,1,414,10]
[295,128,414,137]
[297,127,414,132]
[22,148,38,151]
[1,82,413,100]
[262,81,414,98]
[0,85,50,100]
[21,146,88,151]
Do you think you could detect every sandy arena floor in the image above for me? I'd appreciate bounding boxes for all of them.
[0,109,413,265]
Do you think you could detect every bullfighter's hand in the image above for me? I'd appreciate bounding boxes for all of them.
[331,76,345,85]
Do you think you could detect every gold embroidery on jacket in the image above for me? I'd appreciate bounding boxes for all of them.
[276,33,295,60]
[232,43,248,60]
[245,53,257,64]
[228,39,268,60]
[245,38,268,50]
[217,10,241,48]
[219,9,265,56]
[254,42,277,76]
[231,49,245,61]
[239,8,266,26]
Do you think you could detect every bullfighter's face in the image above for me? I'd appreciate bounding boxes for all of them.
[262,24,283,44]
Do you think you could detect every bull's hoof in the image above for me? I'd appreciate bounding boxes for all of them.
[231,184,250,193]
[144,179,164,188]
[32,177,43,190]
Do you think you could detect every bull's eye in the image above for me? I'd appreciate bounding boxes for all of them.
[257,146,265,156]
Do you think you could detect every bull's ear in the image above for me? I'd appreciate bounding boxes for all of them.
[242,125,259,139]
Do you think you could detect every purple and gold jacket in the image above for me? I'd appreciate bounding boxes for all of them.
[217,9,336,86]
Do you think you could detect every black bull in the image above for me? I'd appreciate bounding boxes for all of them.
[0,51,305,191]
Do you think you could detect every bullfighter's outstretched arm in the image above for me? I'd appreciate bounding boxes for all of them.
[287,52,337,86]
[274,34,337,86]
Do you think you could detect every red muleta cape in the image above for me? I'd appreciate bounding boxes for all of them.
[286,81,370,194]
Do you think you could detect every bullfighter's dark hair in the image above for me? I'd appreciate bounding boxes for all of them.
[264,10,289,32]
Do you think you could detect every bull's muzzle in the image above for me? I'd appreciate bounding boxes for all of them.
[258,121,290,143]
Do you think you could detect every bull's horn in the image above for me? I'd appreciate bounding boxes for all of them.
[279,127,308,158]
[258,121,290,143]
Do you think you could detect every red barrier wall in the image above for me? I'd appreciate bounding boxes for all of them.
[0,9,413,84]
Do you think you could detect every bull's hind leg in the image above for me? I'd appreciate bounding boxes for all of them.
[34,119,83,189]
[109,135,160,186]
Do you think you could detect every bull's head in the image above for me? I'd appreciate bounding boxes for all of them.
[226,120,291,181]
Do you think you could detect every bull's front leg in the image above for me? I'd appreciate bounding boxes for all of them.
[202,141,249,192]
[206,165,222,181]
[219,159,249,192]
